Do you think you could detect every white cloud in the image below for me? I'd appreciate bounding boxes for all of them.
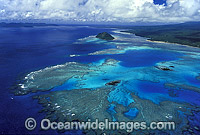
[0,0,200,23]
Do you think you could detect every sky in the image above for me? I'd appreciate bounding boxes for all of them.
[0,0,200,24]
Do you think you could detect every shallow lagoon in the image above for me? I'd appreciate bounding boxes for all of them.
[3,26,200,134]
[27,30,200,105]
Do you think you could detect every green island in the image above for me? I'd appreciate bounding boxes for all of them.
[122,22,200,48]
[96,32,115,40]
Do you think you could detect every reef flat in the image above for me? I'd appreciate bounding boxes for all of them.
[14,62,91,95]
[14,28,200,134]
[33,86,199,134]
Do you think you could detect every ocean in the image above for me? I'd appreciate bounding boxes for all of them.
[0,25,200,134]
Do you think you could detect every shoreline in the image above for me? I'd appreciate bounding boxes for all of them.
[121,30,200,49]
[146,39,200,49]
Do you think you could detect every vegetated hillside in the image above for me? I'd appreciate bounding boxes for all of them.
[123,22,200,48]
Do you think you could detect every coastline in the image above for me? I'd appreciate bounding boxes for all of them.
[120,29,200,49]
[146,39,200,49]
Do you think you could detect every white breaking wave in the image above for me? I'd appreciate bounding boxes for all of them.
[69,54,80,57]
[77,35,96,41]
[23,62,77,82]
[112,30,132,35]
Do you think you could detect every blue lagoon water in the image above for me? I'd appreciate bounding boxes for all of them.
[1,25,200,134]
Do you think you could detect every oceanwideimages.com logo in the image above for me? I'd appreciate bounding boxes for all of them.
[25,118,175,132]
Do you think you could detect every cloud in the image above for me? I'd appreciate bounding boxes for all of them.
[0,0,200,23]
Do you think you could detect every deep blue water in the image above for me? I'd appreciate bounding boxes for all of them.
[124,108,139,120]
[111,49,182,67]
[138,81,167,94]
[0,26,115,134]
[1,25,200,134]
[185,75,200,87]
[70,47,182,67]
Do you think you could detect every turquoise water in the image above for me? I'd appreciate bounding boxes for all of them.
[48,29,200,107]
[2,26,200,134]
[0,25,115,134]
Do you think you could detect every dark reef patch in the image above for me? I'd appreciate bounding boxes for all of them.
[155,66,173,71]
[106,80,121,86]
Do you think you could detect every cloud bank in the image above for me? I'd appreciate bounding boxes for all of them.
[0,0,200,23]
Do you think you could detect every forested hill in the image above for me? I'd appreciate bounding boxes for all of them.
[123,22,200,48]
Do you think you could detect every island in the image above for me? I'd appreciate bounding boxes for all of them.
[96,32,115,40]
[155,66,173,71]
[105,80,121,86]
[122,22,200,48]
